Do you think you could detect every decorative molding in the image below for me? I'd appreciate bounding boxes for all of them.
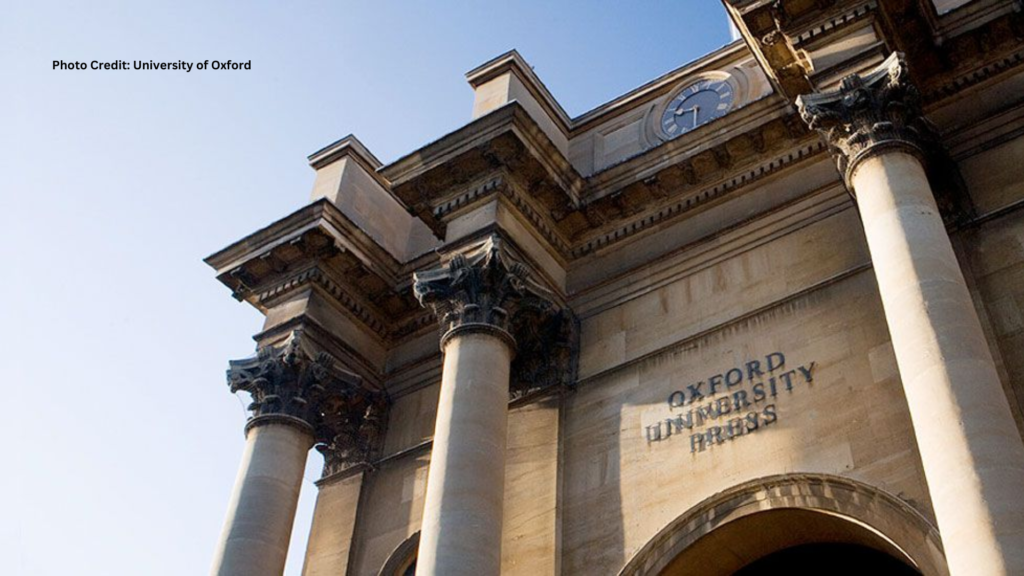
[428,175,572,260]
[792,1,878,47]
[925,47,1024,102]
[571,140,826,258]
[618,473,945,576]
[797,52,936,187]
[431,177,506,220]
[260,267,390,338]
[227,330,389,477]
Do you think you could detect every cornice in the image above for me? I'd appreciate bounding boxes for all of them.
[571,138,827,259]
[874,0,1024,99]
[428,175,574,260]
[723,0,815,98]
[308,134,384,170]
[924,45,1024,102]
[789,1,879,48]
[375,93,823,267]
[382,102,582,194]
[259,266,390,339]
[206,200,440,348]
[923,0,1021,44]
[462,43,758,139]
[205,199,403,283]
[205,201,330,274]
[582,96,795,200]
[381,102,585,236]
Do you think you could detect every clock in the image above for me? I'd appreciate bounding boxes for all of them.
[660,78,735,138]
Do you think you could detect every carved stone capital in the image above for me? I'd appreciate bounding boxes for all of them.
[414,235,552,350]
[414,235,579,399]
[796,53,937,189]
[227,330,388,476]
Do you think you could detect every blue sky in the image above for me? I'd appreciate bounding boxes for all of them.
[1,2,731,574]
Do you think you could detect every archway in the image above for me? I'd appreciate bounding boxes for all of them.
[620,474,947,576]
[379,531,419,576]
[735,542,918,575]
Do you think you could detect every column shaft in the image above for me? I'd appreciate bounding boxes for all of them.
[416,331,513,576]
[853,151,1024,575]
[211,421,314,576]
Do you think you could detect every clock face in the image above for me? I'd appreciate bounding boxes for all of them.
[660,79,735,138]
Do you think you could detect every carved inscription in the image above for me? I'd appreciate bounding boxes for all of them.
[644,351,815,453]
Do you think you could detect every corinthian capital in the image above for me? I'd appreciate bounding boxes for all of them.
[413,235,554,349]
[796,53,936,187]
[227,330,388,475]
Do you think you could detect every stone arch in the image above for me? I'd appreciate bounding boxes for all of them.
[619,473,947,576]
[378,531,419,576]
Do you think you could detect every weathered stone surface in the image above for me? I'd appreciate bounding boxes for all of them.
[227,330,388,475]
[202,4,1024,574]
[797,52,935,186]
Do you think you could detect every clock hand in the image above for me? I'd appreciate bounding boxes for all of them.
[692,105,700,128]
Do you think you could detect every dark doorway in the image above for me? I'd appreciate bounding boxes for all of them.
[734,542,921,575]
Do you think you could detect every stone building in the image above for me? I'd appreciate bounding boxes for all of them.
[204,1,1024,574]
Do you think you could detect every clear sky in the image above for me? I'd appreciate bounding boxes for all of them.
[1,2,730,574]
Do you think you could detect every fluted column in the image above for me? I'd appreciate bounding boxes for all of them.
[211,332,386,576]
[412,236,552,576]
[799,53,1024,575]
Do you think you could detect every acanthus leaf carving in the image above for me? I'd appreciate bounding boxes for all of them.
[796,52,938,188]
[227,329,389,478]
[413,234,579,400]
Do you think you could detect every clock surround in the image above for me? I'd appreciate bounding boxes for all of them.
[659,76,736,139]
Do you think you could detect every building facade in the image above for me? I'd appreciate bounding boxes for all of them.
[205,1,1024,574]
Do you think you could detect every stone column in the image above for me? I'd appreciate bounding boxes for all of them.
[798,53,1024,576]
[211,415,313,576]
[412,236,552,576]
[211,332,386,576]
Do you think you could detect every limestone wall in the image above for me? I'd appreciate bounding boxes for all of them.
[959,136,1024,435]
[559,206,932,572]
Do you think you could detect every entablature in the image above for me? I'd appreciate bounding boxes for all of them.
[205,200,438,346]
[724,0,1024,102]
[370,87,832,299]
[381,102,586,238]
